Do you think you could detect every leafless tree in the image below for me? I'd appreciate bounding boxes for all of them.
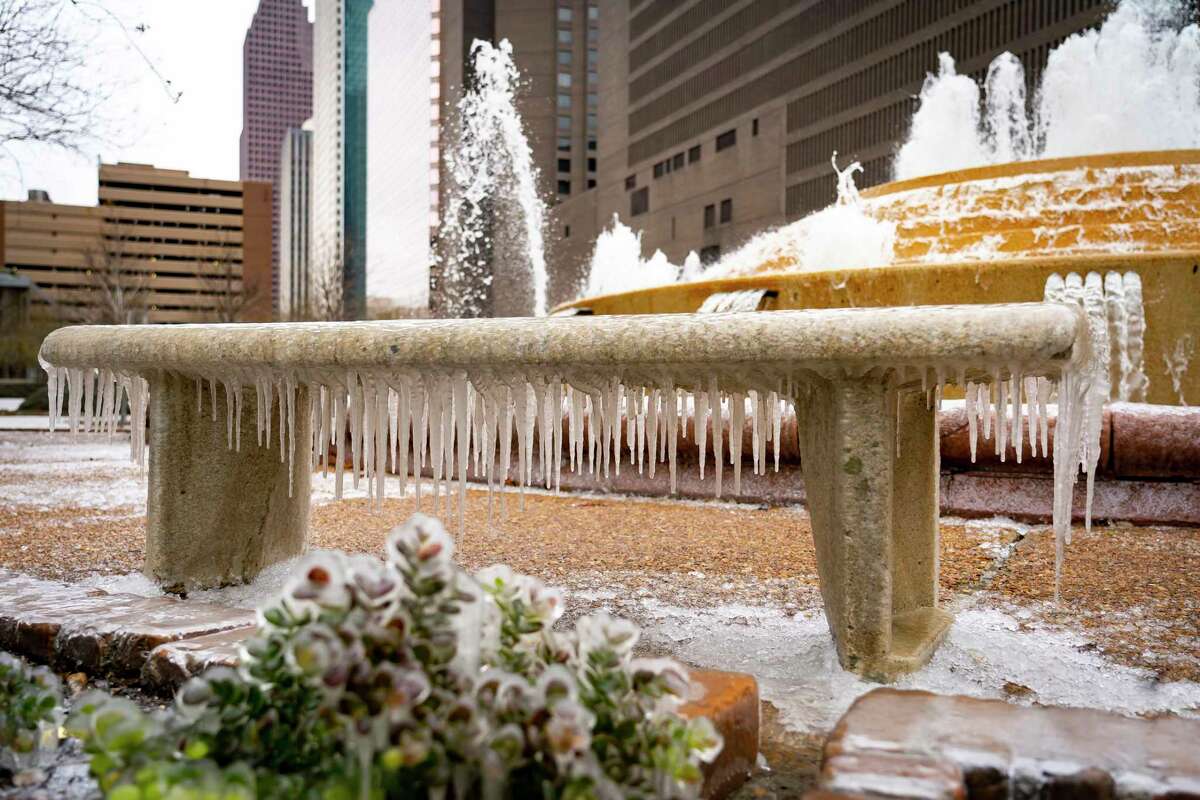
[81,236,148,324]
[198,242,267,323]
[0,0,178,157]
[0,0,105,152]
[308,236,351,322]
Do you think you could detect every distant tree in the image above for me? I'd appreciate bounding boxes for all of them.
[309,236,350,322]
[81,236,148,324]
[0,0,105,152]
[198,239,267,323]
[0,0,176,159]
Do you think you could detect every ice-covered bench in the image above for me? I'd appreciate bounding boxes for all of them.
[39,301,1102,680]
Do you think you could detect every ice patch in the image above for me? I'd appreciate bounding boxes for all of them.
[637,599,1200,734]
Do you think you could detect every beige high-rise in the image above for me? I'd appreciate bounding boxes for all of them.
[1,163,271,324]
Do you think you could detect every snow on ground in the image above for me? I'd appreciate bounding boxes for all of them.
[0,433,146,510]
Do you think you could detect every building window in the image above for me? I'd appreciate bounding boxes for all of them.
[558,136,571,151]
[558,158,571,173]
[688,144,701,163]
[557,7,572,22]
[587,178,596,188]
[653,161,665,179]
[703,203,715,229]
[625,174,637,190]
[557,93,571,109]
[564,225,571,238]
[587,5,598,20]
[557,29,572,44]
[752,118,759,136]
[557,50,572,65]
[672,152,684,170]
[586,112,597,129]
[587,157,596,172]
[557,73,572,88]
[558,180,571,195]
[587,48,598,68]
[716,129,737,151]
[631,187,649,217]
[557,115,571,131]
[719,198,733,224]
[700,245,721,265]
[587,139,596,150]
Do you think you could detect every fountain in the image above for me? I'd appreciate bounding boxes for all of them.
[565,1,1199,406]
[437,39,549,318]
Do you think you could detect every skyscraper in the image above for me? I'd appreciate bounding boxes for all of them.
[313,0,372,319]
[366,0,436,312]
[279,123,313,318]
[240,0,313,313]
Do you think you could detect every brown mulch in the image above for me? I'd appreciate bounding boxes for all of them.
[991,523,1200,682]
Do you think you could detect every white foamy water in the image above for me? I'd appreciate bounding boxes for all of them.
[703,157,898,281]
[439,39,548,317]
[895,0,1200,179]
[583,215,691,298]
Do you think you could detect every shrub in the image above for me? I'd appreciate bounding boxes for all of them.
[0,652,63,772]
[69,514,722,799]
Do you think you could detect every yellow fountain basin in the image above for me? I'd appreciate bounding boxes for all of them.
[558,151,1200,406]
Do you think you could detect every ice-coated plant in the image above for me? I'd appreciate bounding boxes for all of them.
[69,514,722,799]
[0,652,64,771]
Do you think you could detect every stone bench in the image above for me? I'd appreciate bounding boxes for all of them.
[39,303,1097,680]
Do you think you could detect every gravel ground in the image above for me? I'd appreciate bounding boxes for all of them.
[2,431,1199,798]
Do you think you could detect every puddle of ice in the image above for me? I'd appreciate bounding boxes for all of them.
[634,598,1200,734]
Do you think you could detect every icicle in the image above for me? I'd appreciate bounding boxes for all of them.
[552,380,563,494]
[666,387,679,494]
[454,377,470,537]
[771,390,782,472]
[397,383,411,498]
[1024,376,1039,457]
[749,390,760,476]
[710,377,723,498]
[730,392,744,495]
[1011,372,1023,464]
[224,381,235,449]
[981,379,992,443]
[966,380,978,463]
[1122,271,1147,402]
[499,385,513,519]
[997,374,1008,461]
[695,389,709,480]
[334,390,347,499]
[646,389,659,479]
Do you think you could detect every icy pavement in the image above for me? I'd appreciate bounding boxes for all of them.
[0,432,145,510]
[581,590,1200,735]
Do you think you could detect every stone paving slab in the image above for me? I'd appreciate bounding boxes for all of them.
[0,568,253,677]
[143,625,254,691]
[817,688,1200,800]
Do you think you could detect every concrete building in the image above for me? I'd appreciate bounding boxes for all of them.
[1,164,272,323]
[365,0,436,312]
[312,0,372,319]
[279,124,313,318]
[549,0,1110,303]
[431,0,599,316]
[240,0,313,312]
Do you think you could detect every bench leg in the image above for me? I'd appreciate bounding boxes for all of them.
[795,377,951,681]
[144,373,311,592]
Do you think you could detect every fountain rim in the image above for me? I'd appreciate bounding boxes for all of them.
[860,148,1200,199]
[552,248,1196,315]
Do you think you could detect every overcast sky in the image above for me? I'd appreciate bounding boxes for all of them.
[0,0,310,206]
